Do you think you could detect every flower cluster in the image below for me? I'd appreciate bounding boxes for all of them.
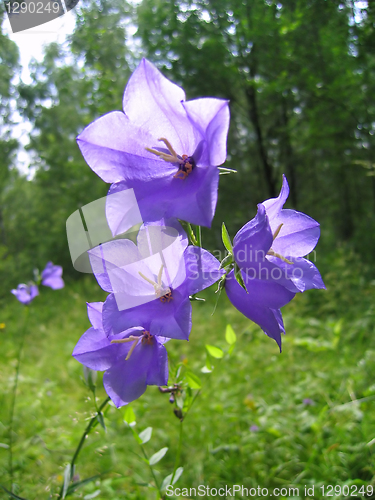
[73,59,324,407]
[11,261,64,305]
[224,175,325,350]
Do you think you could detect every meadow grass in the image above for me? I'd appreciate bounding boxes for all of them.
[0,247,374,499]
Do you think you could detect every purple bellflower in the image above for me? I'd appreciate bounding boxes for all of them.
[41,261,64,289]
[77,58,230,235]
[225,175,325,350]
[11,284,39,305]
[73,302,168,407]
[89,219,224,341]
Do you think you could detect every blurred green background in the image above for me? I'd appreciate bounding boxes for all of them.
[0,0,375,498]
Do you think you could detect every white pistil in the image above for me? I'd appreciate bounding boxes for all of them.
[138,265,170,298]
[267,223,294,264]
[273,223,283,240]
[145,137,181,164]
[110,335,140,344]
[110,335,140,361]
[125,339,139,360]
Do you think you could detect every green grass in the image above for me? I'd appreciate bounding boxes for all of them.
[0,247,374,499]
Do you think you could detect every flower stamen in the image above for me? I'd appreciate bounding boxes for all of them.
[273,223,283,240]
[145,137,195,180]
[267,249,294,265]
[110,330,154,360]
[267,223,294,264]
[111,335,140,360]
[139,265,171,298]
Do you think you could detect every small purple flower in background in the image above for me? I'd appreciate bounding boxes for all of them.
[73,302,168,407]
[41,261,64,290]
[11,261,64,304]
[249,425,259,432]
[303,398,315,406]
[225,175,325,350]
[11,284,39,305]
[89,219,224,341]
[77,58,230,235]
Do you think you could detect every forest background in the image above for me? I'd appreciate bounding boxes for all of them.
[1,0,375,498]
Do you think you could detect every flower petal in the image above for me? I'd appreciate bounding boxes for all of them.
[233,204,273,268]
[72,327,131,371]
[41,262,64,290]
[87,302,103,330]
[242,259,299,294]
[183,98,230,166]
[107,165,219,235]
[146,339,169,386]
[88,239,141,293]
[103,290,192,341]
[270,209,320,257]
[103,336,168,407]
[123,58,200,155]
[225,270,295,350]
[183,246,224,295]
[11,284,39,305]
[77,111,166,184]
[266,256,326,292]
[262,174,289,221]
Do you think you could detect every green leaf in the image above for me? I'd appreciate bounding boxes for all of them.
[0,485,29,500]
[123,405,136,426]
[149,447,168,465]
[185,371,202,389]
[67,474,104,495]
[219,253,233,269]
[222,222,233,253]
[206,344,224,359]
[201,366,212,373]
[62,463,71,499]
[84,490,101,500]
[183,386,193,412]
[175,394,184,409]
[161,467,184,490]
[138,427,152,444]
[234,263,247,292]
[83,366,97,392]
[175,364,182,380]
[212,276,226,316]
[96,412,106,432]
[225,324,237,345]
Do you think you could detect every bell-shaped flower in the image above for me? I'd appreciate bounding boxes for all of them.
[41,262,64,290]
[77,58,230,235]
[226,175,325,349]
[233,175,325,294]
[11,283,39,305]
[89,219,224,340]
[73,302,168,407]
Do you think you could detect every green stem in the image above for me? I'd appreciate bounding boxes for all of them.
[9,306,29,493]
[170,420,183,485]
[57,396,110,499]
[138,441,163,499]
[196,225,202,247]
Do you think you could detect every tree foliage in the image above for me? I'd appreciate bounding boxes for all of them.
[1,0,375,296]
